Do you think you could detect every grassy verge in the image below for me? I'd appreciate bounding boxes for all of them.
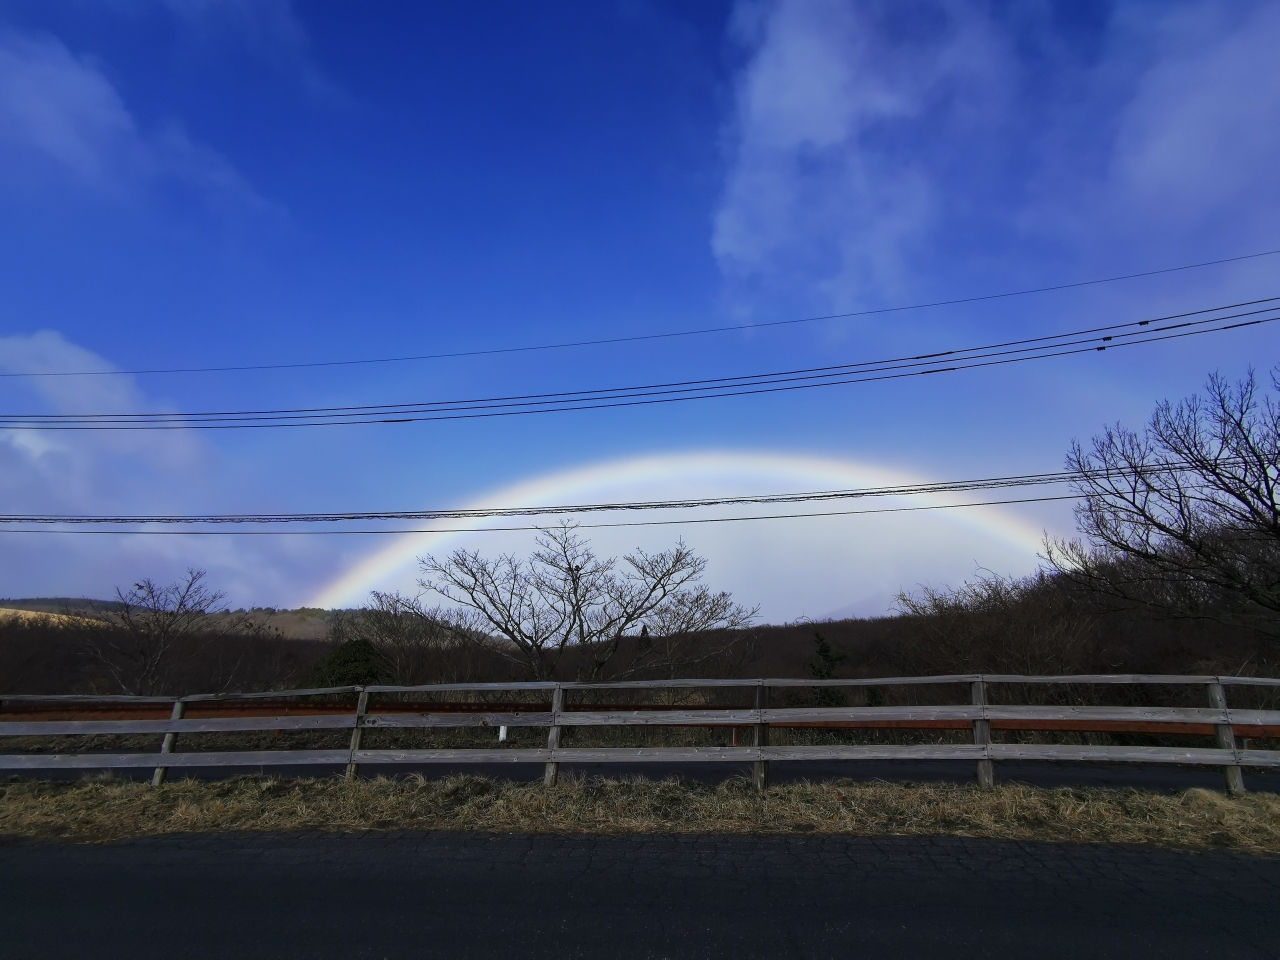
[3,775,1280,854]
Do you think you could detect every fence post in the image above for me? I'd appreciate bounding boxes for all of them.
[971,679,994,790]
[544,684,564,787]
[345,689,369,781]
[753,682,770,791]
[151,699,186,787]
[1206,680,1245,796]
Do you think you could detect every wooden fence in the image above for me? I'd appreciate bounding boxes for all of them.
[3,675,1279,795]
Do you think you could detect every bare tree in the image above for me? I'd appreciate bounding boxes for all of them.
[82,569,265,695]
[895,571,1097,677]
[633,585,759,679]
[418,523,757,680]
[1045,369,1280,636]
[328,591,473,685]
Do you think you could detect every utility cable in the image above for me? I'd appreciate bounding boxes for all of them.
[0,493,1080,535]
[17,297,1269,421]
[4,248,1278,379]
[1,298,1275,430]
[0,469,1082,526]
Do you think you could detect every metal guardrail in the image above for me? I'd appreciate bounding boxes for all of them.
[2,675,1278,795]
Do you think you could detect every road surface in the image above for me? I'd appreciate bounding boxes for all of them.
[1,831,1277,958]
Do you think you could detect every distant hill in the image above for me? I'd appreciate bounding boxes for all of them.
[216,607,333,640]
[0,607,104,628]
[0,598,124,615]
[0,599,336,640]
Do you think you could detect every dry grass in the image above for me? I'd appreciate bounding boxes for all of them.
[2,774,1279,854]
[0,607,101,628]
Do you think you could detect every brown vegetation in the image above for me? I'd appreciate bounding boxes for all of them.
[1047,368,1280,640]
[420,522,756,681]
[2,569,1276,698]
[3,774,1278,854]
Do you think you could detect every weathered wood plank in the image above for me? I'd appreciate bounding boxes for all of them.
[552,707,986,726]
[362,712,553,729]
[1207,682,1246,796]
[765,706,983,723]
[538,745,987,762]
[563,680,761,690]
[6,742,1276,771]
[753,684,770,790]
[0,716,358,736]
[765,675,979,688]
[151,700,185,787]
[354,749,551,764]
[0,720,176,736]
[554,710,756,726]
[362,682,558,693]
[986,744,1280,766]
[177,716,356,733]
[0,750,350,770]
[760,744,988,762]
[6,706,1274,737]
[981,675,1219,685]
[179,687,364,702]
[9,705,1274,736]
[1226,709,1280,727]
[983,706,1232,724]
[544,685,564,786]
[346,690,370,780]
[1238,749,1280,767]
[971,680,995,790]
[549,746,759,763]
[150,749,353,767]
[0,694,181,704]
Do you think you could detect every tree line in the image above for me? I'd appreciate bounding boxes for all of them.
[4,367,1277,696]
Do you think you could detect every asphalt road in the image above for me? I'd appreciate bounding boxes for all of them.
[2,832,1277,959]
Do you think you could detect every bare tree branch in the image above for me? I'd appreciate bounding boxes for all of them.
[417,522,756,680]
[81,569,268,695]
[329,592,475,685]
[1045,368,1280,636]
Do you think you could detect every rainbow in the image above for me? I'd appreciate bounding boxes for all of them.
[307,450,1055,611]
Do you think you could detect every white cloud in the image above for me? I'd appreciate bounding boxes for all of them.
[0,331,343,607]
[0,330,203,488]
[0,329,146,412]
[0,32,137,181]
[714,0,1280,314]
[147,0,340,100]
[713,0,1010,310]
[1106,2,1280,245]
[0,29,270,209]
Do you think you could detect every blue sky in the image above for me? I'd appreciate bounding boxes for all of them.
[0,0,1277,619]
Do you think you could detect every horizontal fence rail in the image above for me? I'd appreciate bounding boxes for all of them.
[2,675,1278,794]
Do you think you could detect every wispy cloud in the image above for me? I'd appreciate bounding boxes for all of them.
[1103,2,1280,248]
[149,0,342,101]
[714,0,1011,311]
[0,331,332,606]
[0,29,273,211]
[0,330,203,481]
[714,0,1280,314]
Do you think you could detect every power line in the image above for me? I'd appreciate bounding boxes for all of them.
[25,297,1266,420]
[0,469,1080,526]
[3,297,1276,430]
[7,305,1272,428]
[5,248,1279,380]
[0,494,1079,535]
